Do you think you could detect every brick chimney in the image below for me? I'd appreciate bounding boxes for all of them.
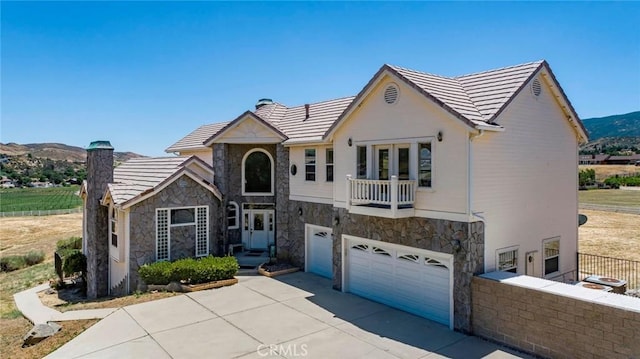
[85,140,114,298]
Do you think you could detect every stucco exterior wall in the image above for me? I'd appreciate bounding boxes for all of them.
[128,175,220,292]
[288,144,334,203]
[331,74,470,215]
[175,149,213,166]
[471,75,579,278]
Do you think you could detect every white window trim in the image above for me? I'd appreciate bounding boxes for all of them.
[156,208,170,262]
[353,137,435,186]
[227,201,239,229]
[305,148,316,182]
[195,206,209,257]
[326,148,334,182]
[496,246,519,273]
[110,205,118,248]
[241,148,275,196]
[543,237,560,277]
[155,205,209,261]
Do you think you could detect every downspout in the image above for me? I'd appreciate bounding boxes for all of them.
[468,130,484,268]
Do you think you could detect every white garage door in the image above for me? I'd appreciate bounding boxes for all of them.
[306,225,333,279]
[344,236,452,327]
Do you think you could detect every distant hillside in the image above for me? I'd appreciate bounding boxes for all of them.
[580,111,640,154]
[0,142,142,163]
[582,111,640,140]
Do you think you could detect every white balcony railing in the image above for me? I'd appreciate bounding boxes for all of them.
[346,175,416,217]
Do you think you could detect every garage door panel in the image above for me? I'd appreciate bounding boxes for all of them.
[307,227,333,279]
[346,237,451,327]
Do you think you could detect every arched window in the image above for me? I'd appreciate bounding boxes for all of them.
[242,149,274,195]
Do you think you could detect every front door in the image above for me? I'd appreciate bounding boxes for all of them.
[242,209,274,250]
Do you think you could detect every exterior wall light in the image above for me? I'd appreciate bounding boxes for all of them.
[290,164,297,176]
[298,208,303,216]
[348,137,352,147]
[437,131,443,142]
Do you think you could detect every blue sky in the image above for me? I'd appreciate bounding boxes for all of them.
[2,1,639,156]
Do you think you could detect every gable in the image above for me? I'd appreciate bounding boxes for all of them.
[204,111,287,145]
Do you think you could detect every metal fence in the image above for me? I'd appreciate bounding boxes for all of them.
[0,207,82,217]
[578,252,640,290]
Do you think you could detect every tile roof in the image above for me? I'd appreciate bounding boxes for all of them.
[165,122,229,152]
[107,156,200,206]
[390,60,545,123]
[167,60,583,148]
[275,96,355,144]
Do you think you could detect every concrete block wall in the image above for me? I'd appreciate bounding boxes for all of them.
[472,275,640,358]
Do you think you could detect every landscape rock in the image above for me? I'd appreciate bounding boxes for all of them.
[166,281,183,292]
[22,322,62,347]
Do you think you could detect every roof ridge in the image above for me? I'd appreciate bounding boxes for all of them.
[387,64,455,80]
[287,95,356,109]
[455,60,545,79]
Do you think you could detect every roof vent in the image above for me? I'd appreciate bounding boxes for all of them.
[255,98,273,110]
[304,104,310,120]
[384,83,399,104]
[531,78,542,97]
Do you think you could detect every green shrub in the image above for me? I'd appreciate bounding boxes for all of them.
[138,256,239,286]
[56,236,82,251]
[24,251,45,266]
[138,261,173,285]
[62,250,86,276]
[0,255,27,272]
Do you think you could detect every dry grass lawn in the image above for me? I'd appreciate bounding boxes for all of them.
[578,209,640,260]
[579,164,640,181]
[0,213,175,359]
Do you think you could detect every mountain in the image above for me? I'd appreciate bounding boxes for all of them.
[0,142,142,163]
[582,111,640,140]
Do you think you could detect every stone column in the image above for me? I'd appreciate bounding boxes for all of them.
[85,141,114,298]
[212,143,228,254]
[275,144,290,258]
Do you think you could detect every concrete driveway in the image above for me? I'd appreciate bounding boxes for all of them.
[47,272,530,359]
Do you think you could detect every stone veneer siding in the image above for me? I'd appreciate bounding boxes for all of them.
[212,143,282,250]
[472,276,640,358]
[332,209,484,332]
[85,147,113,299]
[278,200,334,266]
[128,175,220,292]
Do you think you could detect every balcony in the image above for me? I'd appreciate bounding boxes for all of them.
[346,175,416,218]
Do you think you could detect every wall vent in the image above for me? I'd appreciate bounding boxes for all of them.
[384,84,399,104]
[531,78,542,97]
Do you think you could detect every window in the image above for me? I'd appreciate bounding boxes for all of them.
[326,148,334,182]
[356,146,367,179]
[110,207,118,247]
[243,149,273,195]
[227,201,239,229]
[418,143,432,187]
[543,237,560,276]
[398,147,410,180]
[497,247,518,273]
[305,149,316,181]
[171,208,195,225]
[156,206,209,261]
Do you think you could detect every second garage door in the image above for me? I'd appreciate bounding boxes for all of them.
[306,225,333,279]
[344,235,452,328]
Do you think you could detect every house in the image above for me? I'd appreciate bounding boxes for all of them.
[603,154,640,165]
[0,177,15,188]
[80,145,222,297]
[83,60,587,332]
[578,154,609,165]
